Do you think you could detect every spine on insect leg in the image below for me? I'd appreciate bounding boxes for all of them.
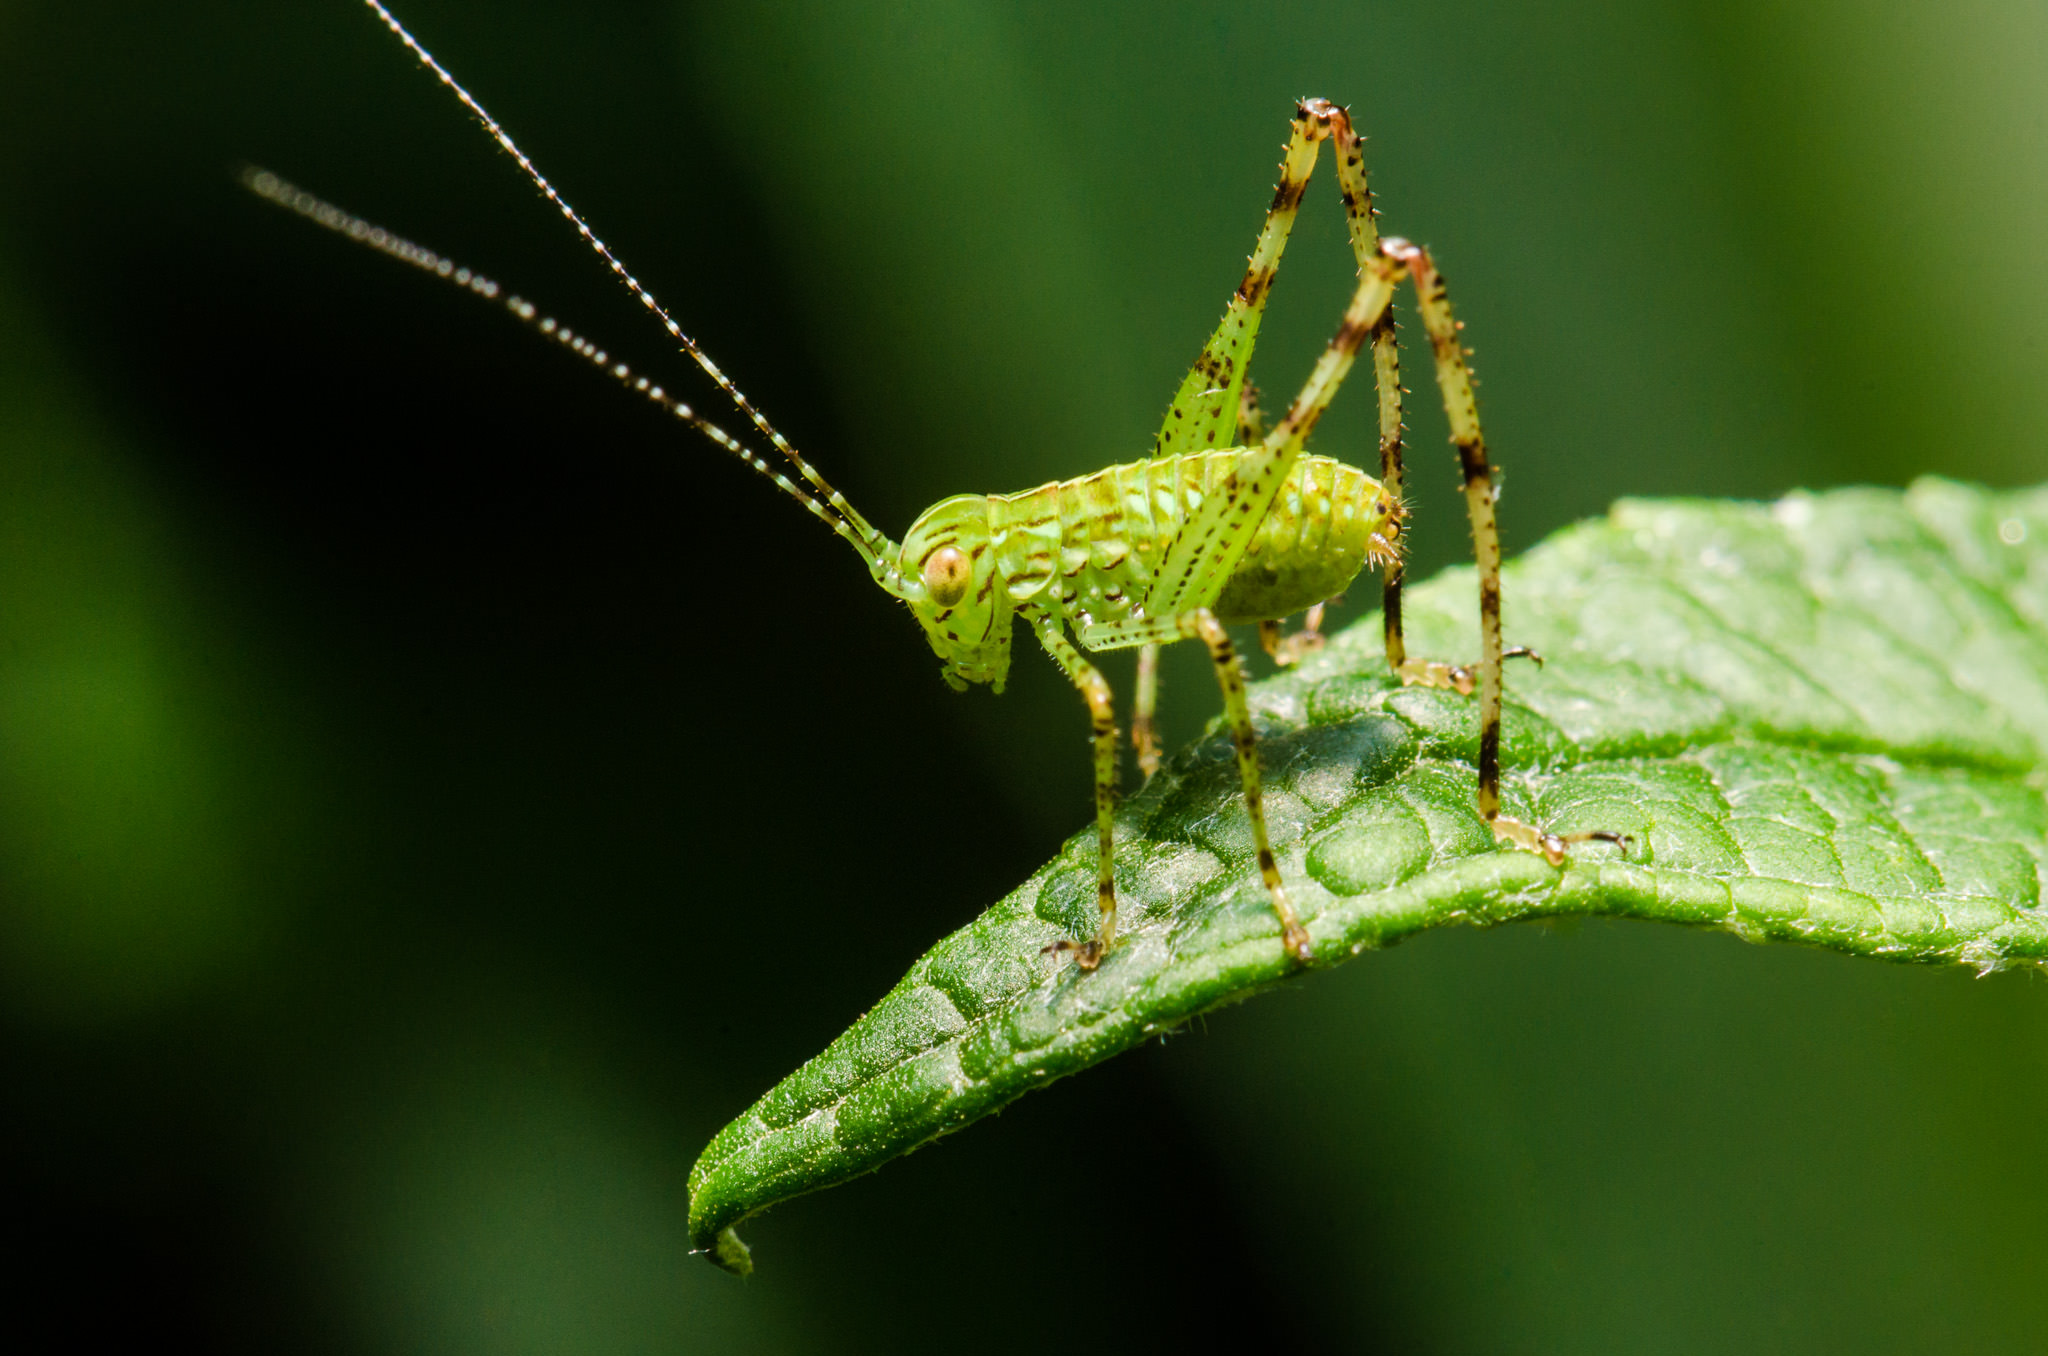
[1371,315,1407,666]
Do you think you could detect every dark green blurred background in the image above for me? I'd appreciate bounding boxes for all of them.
[3,0,2046,1350]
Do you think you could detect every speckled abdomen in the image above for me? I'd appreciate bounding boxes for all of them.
[1211,453,1394,621]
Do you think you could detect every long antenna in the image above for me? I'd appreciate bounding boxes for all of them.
[360,0,895,571]
[241,168,877,557]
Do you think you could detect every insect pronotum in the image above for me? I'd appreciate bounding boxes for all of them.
[254,0,1628,970]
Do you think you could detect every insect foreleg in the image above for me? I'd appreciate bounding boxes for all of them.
[1177,609,1312,964]
[1025,608,1122,970]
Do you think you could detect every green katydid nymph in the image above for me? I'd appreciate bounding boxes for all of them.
[249,0,1628,972]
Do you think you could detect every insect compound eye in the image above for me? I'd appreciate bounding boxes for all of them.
[922,546,972,609]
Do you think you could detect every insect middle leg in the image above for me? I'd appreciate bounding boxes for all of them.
[1132,643,1162,779]
[1179,608,1313,963]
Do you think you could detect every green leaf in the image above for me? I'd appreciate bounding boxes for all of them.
[688,478,2048,1271]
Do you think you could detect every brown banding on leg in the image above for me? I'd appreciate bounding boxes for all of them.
[1179,608,1312,964]
[1027,609,1122,969]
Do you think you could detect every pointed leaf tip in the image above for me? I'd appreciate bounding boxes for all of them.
[690,478,2048,1266]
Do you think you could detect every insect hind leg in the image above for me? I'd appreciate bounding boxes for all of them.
[1235,102,1407,669]
[1150,99,1354,464]
[1495,822,1636,867]
[1373,237,1628,863]
[1396,643,1543,696]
